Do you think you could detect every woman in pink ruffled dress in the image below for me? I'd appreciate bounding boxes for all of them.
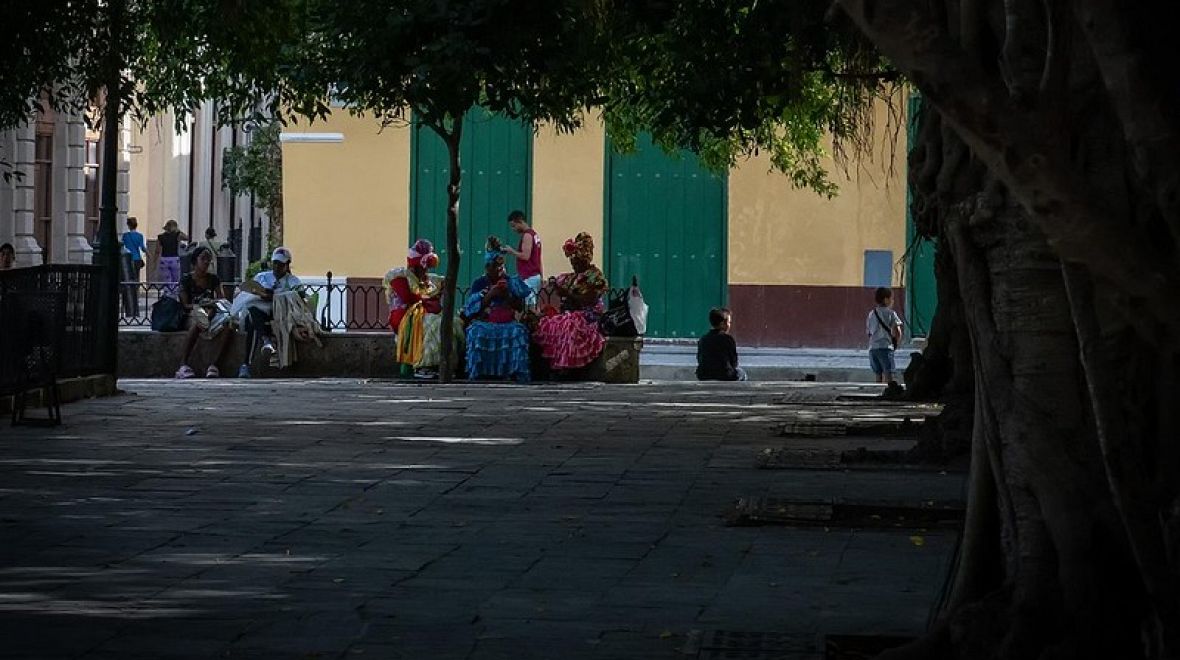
[534,232,609,371]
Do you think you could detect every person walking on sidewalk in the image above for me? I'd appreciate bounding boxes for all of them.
[696,307,747,381]
[866,287,904,386]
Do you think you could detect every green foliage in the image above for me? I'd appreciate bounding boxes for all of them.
[222,122,283,214]
[245,259,266,280]
[291,0,603,138]
[0,0,316,132]
[597,0,900,196]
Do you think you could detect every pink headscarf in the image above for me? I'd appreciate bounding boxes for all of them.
[407,238,439,269]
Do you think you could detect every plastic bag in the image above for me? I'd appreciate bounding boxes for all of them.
[628,277,648,336]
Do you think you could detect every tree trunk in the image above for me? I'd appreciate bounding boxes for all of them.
[437,117,463,384]
[270,145,284,247]
[833,2,1180,657]
[904,103,975,462]
[96,0,125,376]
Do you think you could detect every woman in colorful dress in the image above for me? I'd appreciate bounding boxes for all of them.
[383,239,461,378]
[463,240,532,382]
[534,232,609,371]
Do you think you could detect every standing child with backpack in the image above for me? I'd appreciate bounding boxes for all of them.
[866,287,904,385]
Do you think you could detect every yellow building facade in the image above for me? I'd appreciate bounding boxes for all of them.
[281,109,908,346]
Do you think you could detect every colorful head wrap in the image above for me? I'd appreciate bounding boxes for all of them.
[562,232,594,261]
[408,238,439,269]
[484,249,504,266]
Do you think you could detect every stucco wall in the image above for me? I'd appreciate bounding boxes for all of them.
[726,102,907,287]
[281,114,411,280]
[530,119,606,275]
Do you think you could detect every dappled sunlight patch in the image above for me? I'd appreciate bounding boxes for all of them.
[0,598,201,618]
[384,436,524,446]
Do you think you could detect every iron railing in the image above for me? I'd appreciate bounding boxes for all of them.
[1,264,107,393]
[118,272,629,332]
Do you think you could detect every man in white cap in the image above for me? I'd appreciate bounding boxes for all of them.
[238,247,303,378]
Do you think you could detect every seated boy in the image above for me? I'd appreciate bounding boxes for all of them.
[696,307,747,381]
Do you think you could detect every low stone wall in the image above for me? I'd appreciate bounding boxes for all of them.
[0,374,119,416]
[118,330,643,383]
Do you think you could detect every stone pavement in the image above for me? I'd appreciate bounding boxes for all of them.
[0,380,962,659]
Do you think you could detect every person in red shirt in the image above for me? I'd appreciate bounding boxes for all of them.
[500,210,542,307]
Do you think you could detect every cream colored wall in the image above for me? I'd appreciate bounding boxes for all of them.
[281,114,411,279]
[530,119,605,276]
[727,103,907,287]
[278,107,907,286]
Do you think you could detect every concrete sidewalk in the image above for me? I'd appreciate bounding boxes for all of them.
[1,380,957,659]
[641,344,915,382]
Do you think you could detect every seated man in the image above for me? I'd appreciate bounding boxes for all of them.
[237,247,302,378]
[462,241,531,382]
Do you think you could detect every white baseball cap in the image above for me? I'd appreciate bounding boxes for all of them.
[270,247,292,263]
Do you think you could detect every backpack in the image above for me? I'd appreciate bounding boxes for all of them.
[151,296,185,332]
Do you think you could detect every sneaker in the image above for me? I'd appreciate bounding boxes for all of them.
[205,365,220,378]
[174,365,196,379]
[237,364,252,379]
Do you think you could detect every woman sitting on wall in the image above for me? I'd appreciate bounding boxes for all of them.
[462,238,531,382]
[174,246,234,378]
[383,238,462,378]
[534,232,609,371]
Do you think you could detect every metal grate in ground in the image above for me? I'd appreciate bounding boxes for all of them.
[726,496,966,528]
[690,630,818,660]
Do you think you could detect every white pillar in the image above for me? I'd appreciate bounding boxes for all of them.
[62,111,91,263]
[10,122,42,266]
[191,101,214,240]
[117,119,131,233]
[214,122,234,238]
[0,130,15,249]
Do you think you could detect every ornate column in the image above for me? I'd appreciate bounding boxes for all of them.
[63,110,92,263]
[117,119,131,231]
[10,121,42,266]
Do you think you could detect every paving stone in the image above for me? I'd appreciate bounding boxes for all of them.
[0,380,961,658]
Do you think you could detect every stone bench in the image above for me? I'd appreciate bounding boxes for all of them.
[118,330,643,383]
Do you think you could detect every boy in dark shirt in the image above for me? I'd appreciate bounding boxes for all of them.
[696,307,747,381]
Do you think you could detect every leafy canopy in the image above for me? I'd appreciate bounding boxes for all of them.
[597,0,899,195]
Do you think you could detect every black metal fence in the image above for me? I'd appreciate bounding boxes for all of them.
[118,273,630,332]
[1,265,107,394]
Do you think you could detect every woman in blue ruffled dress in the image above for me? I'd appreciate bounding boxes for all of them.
[462,241,532,382]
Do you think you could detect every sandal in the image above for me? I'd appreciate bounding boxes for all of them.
[205,365,220,378]
[175,365,196,379]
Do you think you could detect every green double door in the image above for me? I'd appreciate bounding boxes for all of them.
[606,134,727,338]
[410,108,532,287]
[905,94,938,336]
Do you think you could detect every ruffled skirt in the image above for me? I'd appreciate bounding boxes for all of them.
[396,304,463,372]
[534,311,605,370]
[466,321,530,381]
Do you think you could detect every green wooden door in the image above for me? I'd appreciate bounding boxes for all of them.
[605,134,727,338]
[411,107,532,287]
[904,94,938,336]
